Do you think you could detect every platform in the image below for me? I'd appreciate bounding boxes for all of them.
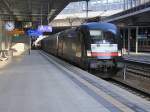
[0,50,149,112]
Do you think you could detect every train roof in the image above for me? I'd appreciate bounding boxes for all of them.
[82,22,118,35]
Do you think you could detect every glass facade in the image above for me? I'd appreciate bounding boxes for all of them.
[123,0,150,10]
[60,0,124,14]
[60,0,150,15]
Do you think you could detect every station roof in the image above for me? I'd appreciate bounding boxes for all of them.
[0,0,83,22]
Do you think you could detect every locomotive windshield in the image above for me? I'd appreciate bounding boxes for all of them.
[90,30,103,40]
[90,30,115,43]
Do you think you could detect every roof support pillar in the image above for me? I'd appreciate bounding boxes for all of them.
[86,0,89,21]
[128,28,131,55]
[135,26,139,54]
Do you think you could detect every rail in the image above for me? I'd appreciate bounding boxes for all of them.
[122,58,150,78]
[124,64,150,78]
[116,59,150,95]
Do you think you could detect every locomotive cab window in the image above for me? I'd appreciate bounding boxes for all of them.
[90,30,103,40]
[90,30,115,43]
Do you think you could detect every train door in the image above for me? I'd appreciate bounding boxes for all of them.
[58,33,64,57]
[75,31,82,65]
[79,28,89,69]
[56,34,59,55]
[63,31,71,60]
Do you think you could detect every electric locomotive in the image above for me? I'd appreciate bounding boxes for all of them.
[41,22,122,78]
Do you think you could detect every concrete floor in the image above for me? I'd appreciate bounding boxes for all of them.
[0,50,149,112]
[0,51,107,112]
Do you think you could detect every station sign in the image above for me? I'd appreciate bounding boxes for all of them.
[27,29,42,37]
[38,25,52,32]
[8,29,25,35]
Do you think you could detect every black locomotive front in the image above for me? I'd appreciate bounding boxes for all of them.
[79,22,122,75]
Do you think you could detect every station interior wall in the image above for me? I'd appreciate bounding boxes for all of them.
[0,20,10,51]
[0,20,30,57]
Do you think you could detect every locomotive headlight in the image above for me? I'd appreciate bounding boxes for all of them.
[87,50,91,57]
[118,51,122,56]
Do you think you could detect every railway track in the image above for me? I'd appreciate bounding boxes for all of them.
[125,64,150,79]
[111,60,150,100]
[108,79,150,101]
